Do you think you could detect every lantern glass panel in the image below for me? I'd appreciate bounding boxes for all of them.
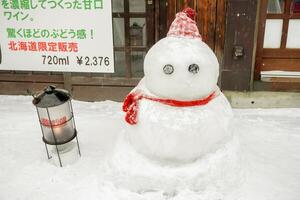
[37,101,75,144]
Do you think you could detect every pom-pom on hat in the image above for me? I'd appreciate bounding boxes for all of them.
[167,7,202,40]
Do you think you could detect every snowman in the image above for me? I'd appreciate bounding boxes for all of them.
[122,8,233,163]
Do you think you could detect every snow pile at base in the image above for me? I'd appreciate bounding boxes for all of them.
[0,95,300,200]
[103,134,244,200]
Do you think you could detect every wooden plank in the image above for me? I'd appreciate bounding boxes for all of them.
[266,14,284,19]
[155,0,160,41]
[183,0,195,8]
[72,85,133,102]
[0,74,64,83]
[0,82,137,101]
[124,0,132,78]
[260,58,300,71]
[269,81,300,91]
[254,80,300,91]
[220,70,253,91]
[115,46,147,51]
[254,0,268,80]
[63,73,73,92]
[0,82,64,95]
[159,0,168,39]
[0,73,140,86]
[197,0,217,49]
[176,0,183,12]
[146,0,155,47]
[114,47,125,51]
[280,0,292,49]
[290,14,300,19]
[103,73,111,78]
[262,77,300,83]
[167,0,176,28]
[214,0,226,65]
[250,0,260,89]
[221,0,258,90]
[178,0,196,11]
[112,13,147,18]
[254,57,263,80]
[262,49,300,59]
[71,76,140,86]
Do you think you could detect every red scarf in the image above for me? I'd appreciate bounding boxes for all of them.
[122,90,217,125]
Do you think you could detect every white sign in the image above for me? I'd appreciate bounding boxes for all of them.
[0,0,114,73]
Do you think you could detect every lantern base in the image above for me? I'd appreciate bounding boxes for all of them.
[53,141,76,153]
[42,129,77,145]
[50,141,80,167]
[42,129,81,167]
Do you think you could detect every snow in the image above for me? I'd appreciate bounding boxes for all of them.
[0,95,300,200]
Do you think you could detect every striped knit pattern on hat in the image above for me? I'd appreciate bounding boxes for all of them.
[167,11,202,40]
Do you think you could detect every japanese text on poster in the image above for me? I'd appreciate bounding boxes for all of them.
[0,0,114,73]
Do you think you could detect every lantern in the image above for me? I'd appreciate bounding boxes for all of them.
[33,85,81,167]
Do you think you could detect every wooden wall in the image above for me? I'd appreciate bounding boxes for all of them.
[0,0,264,100]
[221,0,258,91]
[0,71,139,101]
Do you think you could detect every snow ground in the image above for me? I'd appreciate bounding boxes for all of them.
[0,95,299,200]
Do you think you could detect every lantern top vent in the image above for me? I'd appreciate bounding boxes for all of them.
[32,85,71,108]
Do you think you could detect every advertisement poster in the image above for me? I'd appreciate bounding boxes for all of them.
[0,0,114,73]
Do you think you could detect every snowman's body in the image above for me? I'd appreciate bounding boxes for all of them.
[127,79,232,162]
[123,14,233,162]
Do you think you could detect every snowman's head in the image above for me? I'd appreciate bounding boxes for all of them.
[144,10,219,100]
[144,37,219,100]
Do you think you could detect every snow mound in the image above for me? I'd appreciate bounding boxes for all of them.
[1,96,300,200]
[102,133,245,200]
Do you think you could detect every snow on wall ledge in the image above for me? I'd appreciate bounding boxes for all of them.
[0,95,299,200]
[224,91,300,108]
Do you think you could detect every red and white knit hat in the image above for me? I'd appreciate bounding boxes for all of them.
[167,7,202,40]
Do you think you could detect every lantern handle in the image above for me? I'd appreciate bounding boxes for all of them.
[44,85,57,94]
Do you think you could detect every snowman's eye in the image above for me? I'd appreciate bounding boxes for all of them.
[188,64,199,74]
[163,64,174,75]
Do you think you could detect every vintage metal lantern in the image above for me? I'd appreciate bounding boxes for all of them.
[33,85,81,167]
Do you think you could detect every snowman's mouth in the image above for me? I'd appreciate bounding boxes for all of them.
[123,90,218,125]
